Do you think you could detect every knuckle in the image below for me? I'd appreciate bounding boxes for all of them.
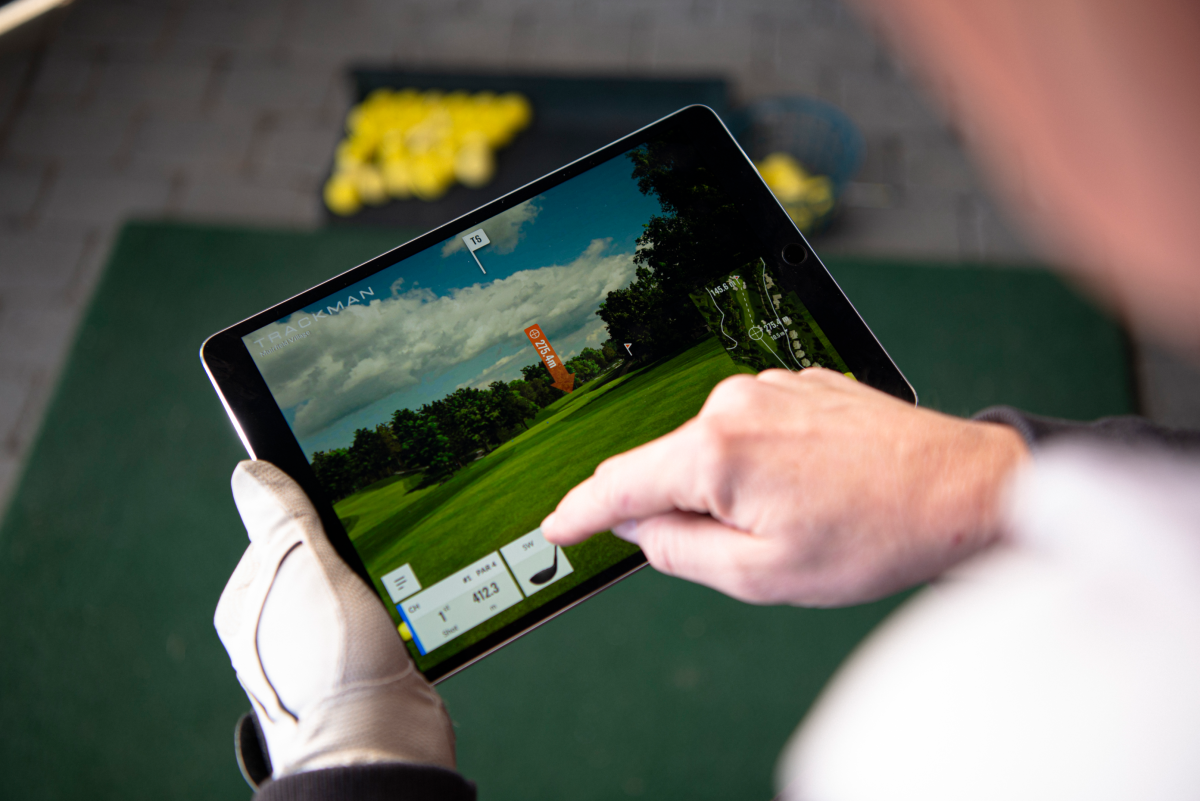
[591,458,616,490]
[798,366,842,387]
[754,368,795,386]
[691,415,729,453]
[722,552,777,604]
[690,419,732,474]
[704,374,759,414]
[639,519,680,577]
[688,419,741,515]
[593,460,634,518]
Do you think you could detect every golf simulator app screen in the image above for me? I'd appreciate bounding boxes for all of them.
[243,133,851,671]
[380,528,572,655]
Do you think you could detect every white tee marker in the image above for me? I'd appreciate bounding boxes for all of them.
[462,228,491,275]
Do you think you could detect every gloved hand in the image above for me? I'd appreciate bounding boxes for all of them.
[214,460,456,780]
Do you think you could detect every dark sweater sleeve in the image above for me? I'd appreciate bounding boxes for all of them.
[973,405,1200,453]
[235,712,475,801]
[256,765,476,801]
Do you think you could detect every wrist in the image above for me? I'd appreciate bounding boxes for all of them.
[922,417,1030,566]
[954,419,1030,547]
[270,671,456,778]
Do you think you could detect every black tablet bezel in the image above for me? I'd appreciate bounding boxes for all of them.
[200,104,914,683]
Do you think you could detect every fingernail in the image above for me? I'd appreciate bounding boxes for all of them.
[612,520,640,544]
[540,512,556,533]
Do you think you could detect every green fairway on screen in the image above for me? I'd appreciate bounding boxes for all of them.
[242,134,851,672]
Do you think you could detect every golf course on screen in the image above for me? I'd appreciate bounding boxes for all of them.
[271,131,852,668]
[338,335,751,665]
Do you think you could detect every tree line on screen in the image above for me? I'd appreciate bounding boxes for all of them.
[313,135,753,504]
[597,134,762,361]
[311,344,620,502]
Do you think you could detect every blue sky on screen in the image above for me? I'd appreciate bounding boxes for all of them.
[244,149,662,457]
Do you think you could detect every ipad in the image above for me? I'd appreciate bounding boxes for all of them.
[201,105,914,682]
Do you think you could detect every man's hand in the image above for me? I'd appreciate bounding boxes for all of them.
[541,368,1028,607]
[215,460,455,780]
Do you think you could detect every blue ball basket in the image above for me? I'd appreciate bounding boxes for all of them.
[728,97,865,231]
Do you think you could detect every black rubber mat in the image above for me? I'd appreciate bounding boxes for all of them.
[323,69,729,230]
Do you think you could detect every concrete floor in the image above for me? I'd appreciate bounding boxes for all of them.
[0,0,1197,511]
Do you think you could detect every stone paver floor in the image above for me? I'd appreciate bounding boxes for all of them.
[0,0,1195,511]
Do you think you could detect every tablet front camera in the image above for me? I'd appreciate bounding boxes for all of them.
[781,242,809,266]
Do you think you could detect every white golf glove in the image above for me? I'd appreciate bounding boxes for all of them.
[214,460,456,780]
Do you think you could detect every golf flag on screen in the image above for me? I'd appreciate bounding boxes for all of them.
[523,324,575,393]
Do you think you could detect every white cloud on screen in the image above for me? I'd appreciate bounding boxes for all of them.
[461,315,607,390]
[256,238,634,439]
[465,351,525,389]
[441,197,542,257]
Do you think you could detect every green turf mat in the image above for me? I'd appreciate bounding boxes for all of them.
[0,223,1134,801]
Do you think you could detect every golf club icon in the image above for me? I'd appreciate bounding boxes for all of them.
[529,546,559,585]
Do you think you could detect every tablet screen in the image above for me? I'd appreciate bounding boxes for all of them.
[240,133,852,673]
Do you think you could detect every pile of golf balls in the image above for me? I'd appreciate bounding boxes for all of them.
[325,88,533,216]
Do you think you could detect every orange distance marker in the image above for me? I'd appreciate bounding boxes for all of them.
[523,324,575,393]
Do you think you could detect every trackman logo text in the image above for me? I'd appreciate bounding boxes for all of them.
[251,287,376,355]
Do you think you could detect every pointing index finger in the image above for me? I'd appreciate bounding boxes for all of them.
[541,423,707,545]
